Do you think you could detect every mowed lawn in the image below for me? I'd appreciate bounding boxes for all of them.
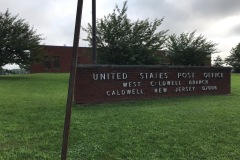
[0,73,240,159]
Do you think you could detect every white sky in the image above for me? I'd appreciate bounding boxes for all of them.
[1,0,240,69]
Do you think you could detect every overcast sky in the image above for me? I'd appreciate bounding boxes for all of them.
[1,0,240,68]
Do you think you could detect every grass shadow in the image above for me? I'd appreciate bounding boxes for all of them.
[0,75,29,81]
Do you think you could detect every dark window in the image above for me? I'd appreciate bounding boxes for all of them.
[44,56,51,69]
[53,56,60,69]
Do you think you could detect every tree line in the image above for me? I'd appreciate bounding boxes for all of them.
[1,1,240,72]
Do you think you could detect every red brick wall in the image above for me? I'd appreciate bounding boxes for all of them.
[74,65,231,104]
[30,45,92,73]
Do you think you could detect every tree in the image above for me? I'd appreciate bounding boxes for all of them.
[225,43,240,73]
[0,9,45,68]
[166,31,218,66]
[83,1,168,65]
[212,55,224,67]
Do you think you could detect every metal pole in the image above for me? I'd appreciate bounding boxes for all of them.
[61,0,83,159]
[92,0,97,64]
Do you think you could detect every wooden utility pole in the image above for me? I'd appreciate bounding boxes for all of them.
[92,0,97,64]
[61,0,84,159]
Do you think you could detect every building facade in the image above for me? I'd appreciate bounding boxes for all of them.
[30,45,211,73]
[30,45,92,73]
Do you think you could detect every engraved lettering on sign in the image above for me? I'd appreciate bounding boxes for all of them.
[177,72,195,79]
[139,72,168,79]
[93,73,128,80]
[150,80,181,87]
[189,80,208,85]
[154,88,168,94]
[175,86,195,92]
[106,89,145,96]
[123,82,141,87]
[203,72,223,78]
[202,86,218,91]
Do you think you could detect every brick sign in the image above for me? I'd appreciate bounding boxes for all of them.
[74,65,231,104]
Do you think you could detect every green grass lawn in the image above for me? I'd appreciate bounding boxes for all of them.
[0,73,240,159]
